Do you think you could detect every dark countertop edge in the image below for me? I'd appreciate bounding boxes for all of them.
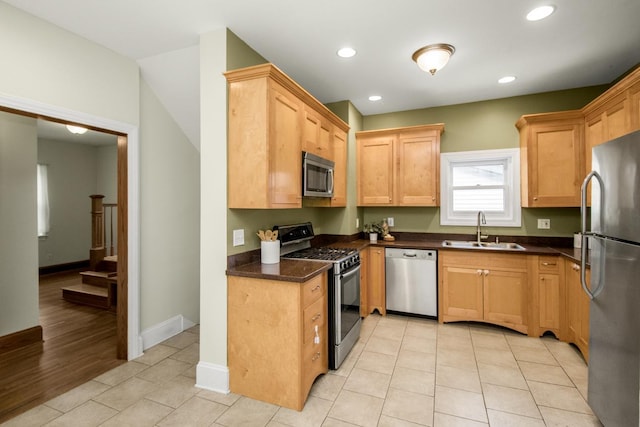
[226,259,332,283]
[226,236,589,282]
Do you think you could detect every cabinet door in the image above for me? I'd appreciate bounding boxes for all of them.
[441,266,484,321]
[539,273,560,331]
[357,135,395,205]
[359,248,369,317]
[397,132,439,206]
[303,108,331,158]
[331,129,347,206]
[630,80,640,132]
[367,247,386,315]
[269,84,303,207]
[525,121,584,207]
[566,262,589,360]
[483,269,528,332]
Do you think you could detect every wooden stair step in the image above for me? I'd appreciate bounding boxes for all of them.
[80,270,117,286]
[61,284,110,310]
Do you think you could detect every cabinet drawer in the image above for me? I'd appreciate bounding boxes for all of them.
[538,256,560,273]
[303,297,325,344]
[303,331,326,387]
[302,274,325,307]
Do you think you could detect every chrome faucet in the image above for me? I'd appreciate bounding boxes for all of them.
[477,211,488,244]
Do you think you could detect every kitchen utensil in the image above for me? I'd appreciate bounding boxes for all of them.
[265,230,273,240]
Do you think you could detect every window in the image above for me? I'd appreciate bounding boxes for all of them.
[37,164,50,237]
[440,148,521,226]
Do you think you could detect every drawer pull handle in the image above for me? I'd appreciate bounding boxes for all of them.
[312,313,321,322]
[311,285,321,292]
[314,325,320,344]
[542,262,557,266]
[312,351,321,361]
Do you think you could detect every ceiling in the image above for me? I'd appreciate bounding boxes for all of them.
[37,120,117,146]
[4,0,640,145]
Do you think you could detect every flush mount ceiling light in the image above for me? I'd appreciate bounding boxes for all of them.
[337,47,356,58]
[368,95,382,101]
[66,124,88,135]
[526,5,555,21]
[412,43,455,75]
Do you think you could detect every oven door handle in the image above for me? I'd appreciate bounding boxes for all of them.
[340,265,360,280]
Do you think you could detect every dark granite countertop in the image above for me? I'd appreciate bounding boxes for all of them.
[226,259,332,283]
[227,234,590,282]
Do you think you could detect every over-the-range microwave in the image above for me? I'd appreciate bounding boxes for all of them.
[302,151,334,198]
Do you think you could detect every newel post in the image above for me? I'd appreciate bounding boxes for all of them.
[90,194,106,270]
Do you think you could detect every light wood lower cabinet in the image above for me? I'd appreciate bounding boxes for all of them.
[227,272,328,410]
[529,255,565,339]
[565,261,590,361]
[365,246,386,316]
[439,250,528,334]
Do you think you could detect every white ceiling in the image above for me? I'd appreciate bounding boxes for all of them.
[5,0,640,147]
[37,120,117,146]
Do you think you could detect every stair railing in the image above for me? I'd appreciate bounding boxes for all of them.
[89,195,118,270]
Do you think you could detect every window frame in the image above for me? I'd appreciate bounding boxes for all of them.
[440,148,521,227]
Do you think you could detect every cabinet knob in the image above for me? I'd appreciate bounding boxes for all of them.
[533,197,538,201]
[484,269,490,276]
[477,269,482,275]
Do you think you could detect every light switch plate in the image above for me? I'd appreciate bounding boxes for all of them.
[233,229,245,246]
[537,219,551,229]
[388,217,395,227]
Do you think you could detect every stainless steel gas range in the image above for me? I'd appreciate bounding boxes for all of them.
[276,222,361,370]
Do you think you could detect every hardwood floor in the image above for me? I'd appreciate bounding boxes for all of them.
[0,270,124,423]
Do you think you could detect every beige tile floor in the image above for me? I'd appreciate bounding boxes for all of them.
[2,314,603,427]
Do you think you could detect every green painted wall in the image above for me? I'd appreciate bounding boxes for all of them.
[361,86,608,238]
[226,31,610,253]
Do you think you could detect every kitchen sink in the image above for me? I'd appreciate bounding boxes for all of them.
[442,240,526,251]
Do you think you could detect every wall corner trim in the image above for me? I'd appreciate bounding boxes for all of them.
[196,361,230,394]
[140,314,196,351]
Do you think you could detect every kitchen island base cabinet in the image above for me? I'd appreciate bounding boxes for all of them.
[227,272,328,411]
[439,251,528,335]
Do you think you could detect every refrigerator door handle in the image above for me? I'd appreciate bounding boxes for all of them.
[580,170,605,300]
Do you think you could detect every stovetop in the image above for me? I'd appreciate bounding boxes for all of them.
[283,247,357,261]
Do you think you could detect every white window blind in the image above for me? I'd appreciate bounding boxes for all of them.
[37,164,50,237]
[441,148,521,226]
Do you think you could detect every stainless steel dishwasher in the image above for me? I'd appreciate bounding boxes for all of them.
[385,248,437,317]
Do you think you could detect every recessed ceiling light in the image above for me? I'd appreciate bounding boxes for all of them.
[368,95,382,102]
[526,5,555,21]
[498,76,517,84]
[337,47,356,58]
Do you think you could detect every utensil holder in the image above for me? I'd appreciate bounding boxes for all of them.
[261,240,280,264]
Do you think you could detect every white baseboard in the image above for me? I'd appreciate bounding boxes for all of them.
[196,361,230,394]
[140,314,197,351]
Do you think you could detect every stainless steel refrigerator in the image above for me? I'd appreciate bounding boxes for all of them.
[581,129,640,427]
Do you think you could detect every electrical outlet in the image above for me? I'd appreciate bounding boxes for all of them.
[387,217,394,227]
[537,219,551,229]
[233,229,245,246]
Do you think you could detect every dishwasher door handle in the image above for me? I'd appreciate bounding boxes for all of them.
[403,253,417,258]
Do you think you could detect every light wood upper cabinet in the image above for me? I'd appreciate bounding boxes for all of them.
[439,250,528,334]
[303,107,331,158]
[517,111,585,207]
[357,135,395,205]
[397,130,440,206]
[356,124,444,207]
[330,129,347,206]
[225,63,349,209]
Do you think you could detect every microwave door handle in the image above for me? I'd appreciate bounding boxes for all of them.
[328,168,334,195]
